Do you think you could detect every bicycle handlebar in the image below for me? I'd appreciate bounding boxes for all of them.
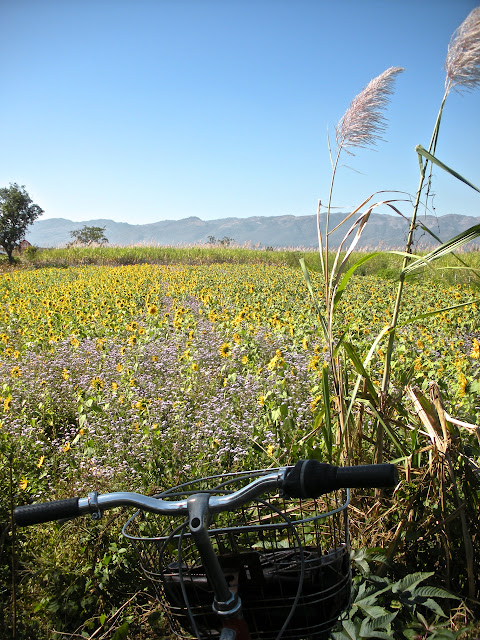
[14,461,398,527]
[282,460,398,498]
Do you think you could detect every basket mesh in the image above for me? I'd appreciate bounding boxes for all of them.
[123,470,350,640]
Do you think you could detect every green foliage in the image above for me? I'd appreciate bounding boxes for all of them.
[0,183,43,264]
[0,435,14,638]
[23,245,38,261]
[111,622,130,639]
[14,518,142,638]
[333,550,461,640]
[69,225,109,246]
[207,234,235,247]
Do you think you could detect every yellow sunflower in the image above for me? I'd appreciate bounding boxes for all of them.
[219,343,231,358]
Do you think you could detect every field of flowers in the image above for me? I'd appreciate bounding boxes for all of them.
[1,261,479,638]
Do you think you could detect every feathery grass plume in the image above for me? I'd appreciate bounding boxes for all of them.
[445,6,480,94]
[335,67,404,153]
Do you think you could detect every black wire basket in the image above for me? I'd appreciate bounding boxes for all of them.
[123,469,351,640]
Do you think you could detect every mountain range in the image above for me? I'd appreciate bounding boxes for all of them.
[25,213,480,250]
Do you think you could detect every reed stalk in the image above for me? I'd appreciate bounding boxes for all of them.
[377,6,480,463]
[315,67,403,459]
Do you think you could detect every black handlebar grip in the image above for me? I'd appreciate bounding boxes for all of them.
[283,460,398,498]
[14,498,80,527]
[336,464,398,489]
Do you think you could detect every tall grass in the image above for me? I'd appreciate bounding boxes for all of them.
[13,245,312,268]
[298,7,480,623]
[301,7,480,465]
[6,244,480,287]
[380,5,480,410]
[300,66,405,463]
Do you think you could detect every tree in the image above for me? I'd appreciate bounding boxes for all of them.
[69,225,108,246]
[206,235,235,247]
[0,183,44,264]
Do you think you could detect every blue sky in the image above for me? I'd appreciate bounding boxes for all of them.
[1,0,479,224]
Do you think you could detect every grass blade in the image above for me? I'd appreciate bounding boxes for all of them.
[402,223,480,274]
[358,398,408,456]
[329,208,372,302]
[321,364,334,461]
[333,252,382,309]
[344,325,392,426]
[416,145,480,193]
[299,257,328,339]
[398,299,480,327]
[343,341,379,401]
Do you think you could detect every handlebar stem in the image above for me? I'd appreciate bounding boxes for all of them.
[188,493,241,616]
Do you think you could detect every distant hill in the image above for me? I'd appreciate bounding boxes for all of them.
[25,213,480,250]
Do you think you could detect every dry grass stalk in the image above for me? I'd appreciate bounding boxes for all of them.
[445,6,480,94]
[335,66,404,153]
[407,385,476,599]
[407,386,447,453]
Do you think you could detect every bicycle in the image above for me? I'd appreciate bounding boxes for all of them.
[14,459,398,640]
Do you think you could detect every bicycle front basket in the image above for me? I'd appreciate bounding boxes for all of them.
[123,469,351,640]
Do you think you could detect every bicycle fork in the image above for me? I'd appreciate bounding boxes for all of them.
[187,493,251,640]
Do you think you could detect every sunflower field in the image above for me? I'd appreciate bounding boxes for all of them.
[1,259,479,638]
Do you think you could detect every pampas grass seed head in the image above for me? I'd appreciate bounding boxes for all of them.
[335,66,404,154]
[445,6,480,94]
